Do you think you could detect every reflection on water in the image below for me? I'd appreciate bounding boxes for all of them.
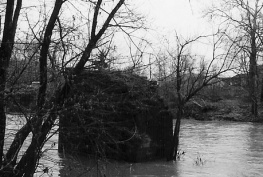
[5,115,263,177]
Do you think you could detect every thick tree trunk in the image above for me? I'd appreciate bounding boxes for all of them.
[13,111,57,177]
[0,69,7,167]
[4,122,32,166]
[249,31,258,116]
[248,7,259,117]
[173,107,182,158]
[260,77,263,102]
[249,66,258,116]
[0,0,22,167]
[4,0,64,175]
[37,0,63,109]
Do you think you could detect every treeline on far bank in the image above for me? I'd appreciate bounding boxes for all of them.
[159,77,263,122]
[6,57,263,123]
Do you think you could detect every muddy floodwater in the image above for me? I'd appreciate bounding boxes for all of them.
[5,115,263,177]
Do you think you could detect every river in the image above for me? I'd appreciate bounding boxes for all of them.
[5,115,263,177]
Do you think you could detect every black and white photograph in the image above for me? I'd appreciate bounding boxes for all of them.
[0,0,263,176]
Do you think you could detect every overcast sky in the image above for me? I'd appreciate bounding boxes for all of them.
[20,0,212,48]
[133,0,212,36]
[122,0,215,59]
[19,0,217,72]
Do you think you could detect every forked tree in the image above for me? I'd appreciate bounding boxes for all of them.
[0,0,147,176]
[156,32,237,160]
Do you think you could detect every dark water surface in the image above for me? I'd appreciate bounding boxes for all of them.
[5,115,263,177]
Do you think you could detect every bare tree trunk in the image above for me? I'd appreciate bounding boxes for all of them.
[37,0,63,109]
[167,52,184,161]
[167,105,183,161]
[173,106,182,158]
[1,0,125,176]
[0,69,6,167]
[249,18,258,116]
[249,55,258,116]
[249,66,258,116]
[74,0,125,74]
[0,0,62,175]
[260,77,263,102]
[0,0,22,167]
[13,111,57,177]
[7,0,64,176]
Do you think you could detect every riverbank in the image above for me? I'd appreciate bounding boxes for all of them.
[184,98,263,123]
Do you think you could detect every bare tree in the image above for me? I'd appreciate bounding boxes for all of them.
[0,0,22,168]
[206,0,263,116]
[0,0,147,176]
[156,32,236,161]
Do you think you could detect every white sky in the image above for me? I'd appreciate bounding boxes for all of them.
[127,0,235,76]
[124,0,215,59]
[19,0,213,52]
[133,0,212,36]
[17,0,223,75]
